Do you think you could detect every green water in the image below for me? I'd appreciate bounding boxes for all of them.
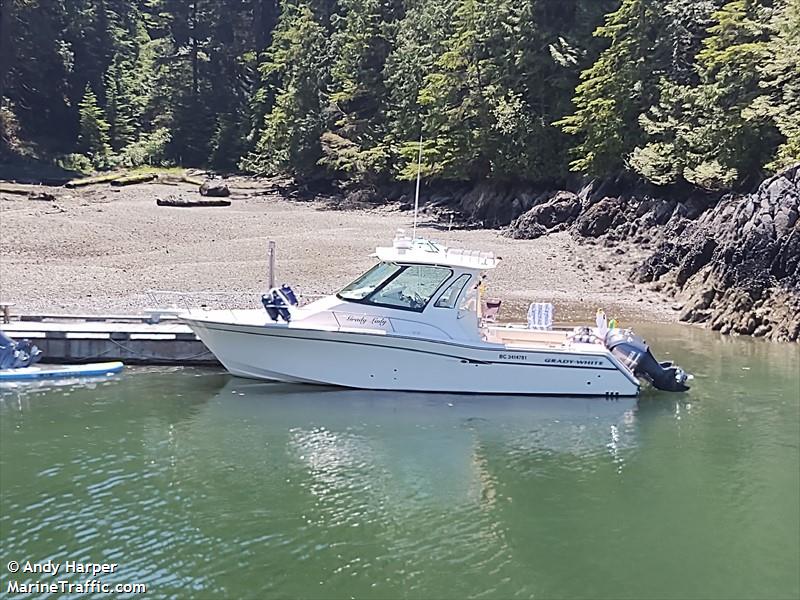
[1,324,798,600]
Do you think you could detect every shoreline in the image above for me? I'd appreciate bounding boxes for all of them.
[0,177,679,325]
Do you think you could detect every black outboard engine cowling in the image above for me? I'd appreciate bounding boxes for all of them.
[261,284,299,323]
[605,330,690,392]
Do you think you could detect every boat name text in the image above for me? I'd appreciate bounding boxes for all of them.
[344,314,389,328]
[544,358,605,366]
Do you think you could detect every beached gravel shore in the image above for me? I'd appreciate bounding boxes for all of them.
[0,178,677,323]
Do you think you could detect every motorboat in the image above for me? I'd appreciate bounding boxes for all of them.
[181,232,691,396]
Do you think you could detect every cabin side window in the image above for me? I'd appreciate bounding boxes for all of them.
[434,274,472,309]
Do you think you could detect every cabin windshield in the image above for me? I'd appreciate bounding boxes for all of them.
[338,262,453,312]
[338,262,402,301]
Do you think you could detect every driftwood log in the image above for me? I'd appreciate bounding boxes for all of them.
[156,196,231,207]
[28,190,57,201]
[181,175,205,186]
[64,173,124,188]
[0,183,33,195]
[110,173,157,186]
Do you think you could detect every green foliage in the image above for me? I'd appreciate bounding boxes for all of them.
[415,0,513,179]
[242,1,328,177]
[318,0,403,183]
[319,132,390,179]
[407,0,616,182]
[0,103,25,158]
[630,0,784,188]
[383,0,455,141]
[754,0,800,170]
[628,141,681,186]
[1,0,796,189]
[117,127,172,167]
[557,0,664,176]
[684,159,738,190]
[55,153,94,174]
[77,84,113,168]
[693,0,780,183]
[396,138,446,180]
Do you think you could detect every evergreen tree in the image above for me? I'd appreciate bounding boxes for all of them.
[510,0,619,180]
[662,0,722,84]
[105,60,138,150]
[317,0,403,183]
[381,0,457,178]
[693,0,779,186]
[243,1,329,176]
[752,0,800,170]
[627,0,723,186]
[101,2,153,151]
[630,0,781,189]
[413,0,511,180]
[1,0,793,184]
[78,84,113,166]
[3,0,76,149]
[556,0,665,176]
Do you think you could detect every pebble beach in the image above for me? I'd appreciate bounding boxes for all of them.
[0,178,677,324]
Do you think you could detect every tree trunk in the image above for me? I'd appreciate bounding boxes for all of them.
[0,0,13,108]
[254,0,279,50]
[191,0,199,98]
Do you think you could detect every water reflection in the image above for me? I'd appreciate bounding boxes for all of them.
[180,380,643,597]
[1,330,797,600]
[215,379,640,452]
[208,380,641,510]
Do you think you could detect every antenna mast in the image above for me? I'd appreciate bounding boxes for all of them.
[412,134,423,241]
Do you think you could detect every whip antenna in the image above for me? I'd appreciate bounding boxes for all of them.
[412,133,423,241]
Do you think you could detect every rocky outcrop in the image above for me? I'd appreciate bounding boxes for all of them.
[359,166,800,342]
[505,192,581,239]
[455,166,799,342]
[572,191,715,243]
[456,182,547,227]
[573,196,627,237]
[389,181,554,227]
[199,180,230,197]
[630,165,800,342]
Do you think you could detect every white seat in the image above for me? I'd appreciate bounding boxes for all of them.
[527,302,554,330]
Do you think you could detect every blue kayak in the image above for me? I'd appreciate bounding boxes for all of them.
[0,361,124,381]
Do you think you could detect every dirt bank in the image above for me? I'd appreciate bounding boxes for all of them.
[0,177,677,323]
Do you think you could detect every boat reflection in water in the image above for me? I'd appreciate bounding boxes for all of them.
[211,379,641,508]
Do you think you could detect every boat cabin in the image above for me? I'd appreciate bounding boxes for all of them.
[294,232,499,342]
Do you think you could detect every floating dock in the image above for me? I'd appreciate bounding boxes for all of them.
[2,315,219,365]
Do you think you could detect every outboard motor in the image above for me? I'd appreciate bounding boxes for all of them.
[605,330,691,392]
[261,293,280,322]
[261,284,299,323]
[0,330,42,369]
[280,284,298,306]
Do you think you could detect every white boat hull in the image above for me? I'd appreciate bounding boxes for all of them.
[185,319,640,397]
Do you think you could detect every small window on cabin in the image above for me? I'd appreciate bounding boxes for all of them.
[435,274,471,309]
[367,265,453,311]
[338,262,402,300]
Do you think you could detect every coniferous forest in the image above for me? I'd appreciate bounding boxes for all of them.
[0,0,798,191]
